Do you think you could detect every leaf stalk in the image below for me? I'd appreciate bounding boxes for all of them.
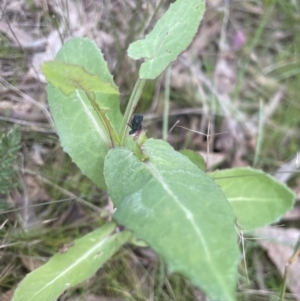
[119,78,146,145]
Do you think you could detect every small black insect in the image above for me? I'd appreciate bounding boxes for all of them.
[128,114,143,135]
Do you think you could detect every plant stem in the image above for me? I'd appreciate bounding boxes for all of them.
[253,99,264,167]
[163,66,171,140]
[279,238,300,301]
[120,78,146,145]
[279,269,288,301]
[233,1,275,100]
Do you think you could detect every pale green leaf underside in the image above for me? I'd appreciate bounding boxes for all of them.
[42,61,118,96]
[212,167,295,229]
[46,37,122,189]
[128,0,205,79]
[104,139,240,301]
[12,223,131,301]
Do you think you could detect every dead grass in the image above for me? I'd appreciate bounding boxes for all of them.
[0,0,300,300]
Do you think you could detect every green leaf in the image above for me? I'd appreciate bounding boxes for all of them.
[212,167,295,230]
[180,149,206,171]
[42,61,119,96]
[104,139,240,301]
[44,37,122,189]
[12,223,131,301]
[128,0,205,79]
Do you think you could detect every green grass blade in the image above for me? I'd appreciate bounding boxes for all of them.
[0,127,21,208]
[253,99,264,167]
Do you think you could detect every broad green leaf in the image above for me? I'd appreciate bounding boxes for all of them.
[42,61,118,95]
[44,37,122,189]
[212,167,295,230]
[128,0,205,79]
[180,149,206,171]
[12,223,131,301]
[104,139,240,301]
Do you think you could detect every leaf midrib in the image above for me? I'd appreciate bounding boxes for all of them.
[76,90,111,147]
[29,235,111,300]
[144,160,232,299]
